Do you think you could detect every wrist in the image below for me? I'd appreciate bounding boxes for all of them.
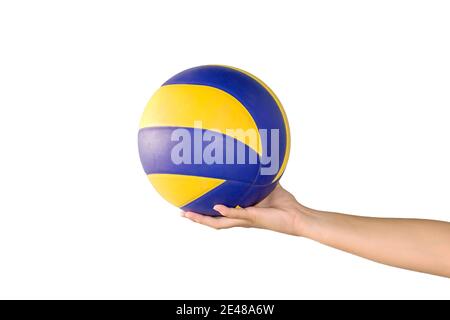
[293,204,323,239]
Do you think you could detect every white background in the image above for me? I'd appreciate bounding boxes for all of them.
[0,0,449,299]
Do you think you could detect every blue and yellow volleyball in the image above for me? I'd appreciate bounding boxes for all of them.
[138,65,290,216]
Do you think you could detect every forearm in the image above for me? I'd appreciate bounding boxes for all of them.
[298,206,450,277]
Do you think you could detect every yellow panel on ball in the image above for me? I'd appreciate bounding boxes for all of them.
[139,84,263,155]
[148,174,225,207]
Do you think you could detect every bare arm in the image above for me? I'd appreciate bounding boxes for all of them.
[182,185,450,278]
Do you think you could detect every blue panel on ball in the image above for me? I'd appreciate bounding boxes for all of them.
[138,126,260,183]
[238,182,278,208]
[181,180,251,216]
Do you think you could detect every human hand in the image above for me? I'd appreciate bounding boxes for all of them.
[182,184,311,236]
[182,184,450,277]
[182,185,450,277]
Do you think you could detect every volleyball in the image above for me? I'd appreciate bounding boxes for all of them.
[138,65,290,215]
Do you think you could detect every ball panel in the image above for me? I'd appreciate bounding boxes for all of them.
[139,84,262,155]
[148,174,225,208]
[225,65,291,181]
[181,180,252,216]
[138,126,261,183]
[238,182,278,208]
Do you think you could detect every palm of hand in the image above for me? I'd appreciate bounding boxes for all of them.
[182,184,303,235]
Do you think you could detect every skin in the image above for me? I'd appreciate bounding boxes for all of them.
[182,184,450,278]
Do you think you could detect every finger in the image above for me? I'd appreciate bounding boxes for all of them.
[183,211,247,229]
[184,212,244,229]
[213,205,252,220]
